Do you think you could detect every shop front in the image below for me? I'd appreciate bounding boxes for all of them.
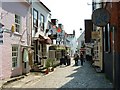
[49,45,67,64]
[32,34,52,67]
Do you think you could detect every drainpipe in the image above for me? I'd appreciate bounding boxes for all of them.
[112,26,115,88]
[30,0,33,46]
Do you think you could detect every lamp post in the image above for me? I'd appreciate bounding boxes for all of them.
[80,28,82,34]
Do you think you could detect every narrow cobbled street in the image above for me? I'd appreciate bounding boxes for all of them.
[3,59,113,88]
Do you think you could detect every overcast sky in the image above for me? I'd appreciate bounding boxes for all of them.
[41,0,92,38]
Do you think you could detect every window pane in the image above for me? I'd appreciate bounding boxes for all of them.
[15,14,21,33]
[12,46,18,68]
[12,52,17,56]
[33,9,38,30]
[40,14,44,23]
[33,9,38,20]
[15,24,20,32]
[33,19,37,26]
[12,47,17,51]
[40,14,44,31]
[15,19,18,23]
[12,57,17,67]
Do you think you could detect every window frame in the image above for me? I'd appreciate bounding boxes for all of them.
[33,8,38,33]
[40,14,45,31]
[15,14,21,33]
[12,45,19,68]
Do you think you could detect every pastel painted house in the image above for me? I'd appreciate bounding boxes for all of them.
[31,0,52,67]
[0,0,31,80]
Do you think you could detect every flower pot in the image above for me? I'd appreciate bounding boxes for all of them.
[51,67,54,71]
[45,69,49,74]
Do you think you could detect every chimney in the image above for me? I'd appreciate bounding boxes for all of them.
[73,30,75,35]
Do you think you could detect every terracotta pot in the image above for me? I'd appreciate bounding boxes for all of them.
[45,69,49,74]
[51,67,54,71]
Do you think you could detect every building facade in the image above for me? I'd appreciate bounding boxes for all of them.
[92,0,103,72]
[102,1,120,88]
[31,0,52,67]
[77,31,85,55]
[0,1,31,79]
[65,30,77,56]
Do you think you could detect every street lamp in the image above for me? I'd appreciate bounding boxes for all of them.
[80,28,82,31]
[80,28,82,33]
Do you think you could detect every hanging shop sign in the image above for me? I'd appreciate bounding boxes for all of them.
[92,31,100,39]
[0,28,3,44]
[92,8,110,27]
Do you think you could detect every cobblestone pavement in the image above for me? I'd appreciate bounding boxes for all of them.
[3,59,113,89]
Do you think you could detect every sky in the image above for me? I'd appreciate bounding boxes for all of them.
[40,0,92,38]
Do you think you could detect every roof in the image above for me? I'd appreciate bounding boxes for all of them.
[40,1,51,12]
[0,23,4,28]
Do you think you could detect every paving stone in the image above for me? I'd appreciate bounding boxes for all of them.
[2,58,113,89]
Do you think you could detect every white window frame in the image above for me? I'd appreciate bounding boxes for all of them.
[15,14,21,33]
[12,45,19,69]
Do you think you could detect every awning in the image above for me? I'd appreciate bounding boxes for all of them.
[80,48,86,51]
[33,34,52,44]
[21,45,34,48]
[49,45,66,50]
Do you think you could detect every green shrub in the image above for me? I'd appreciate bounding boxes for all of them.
[45,59,51,69]
[45,58,56,69]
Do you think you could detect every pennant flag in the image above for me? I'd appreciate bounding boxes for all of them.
[57,27,61,33]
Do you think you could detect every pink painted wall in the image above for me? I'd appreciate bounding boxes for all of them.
[0,45,3,80]
[0,1,30,79]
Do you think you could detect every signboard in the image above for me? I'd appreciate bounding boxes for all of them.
[92,31,100,39]
[80,48,86,51]
[92,8,110,27]
[85,20,93,43]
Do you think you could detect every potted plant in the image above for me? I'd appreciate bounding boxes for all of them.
[45,59,51,74]
[50,59,55,71]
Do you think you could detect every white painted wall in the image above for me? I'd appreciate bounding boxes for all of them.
[32,1,50,37]
[66,35,77,56]
[77,31,85,49]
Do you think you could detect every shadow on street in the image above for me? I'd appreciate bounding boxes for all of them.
[58,60,113,89]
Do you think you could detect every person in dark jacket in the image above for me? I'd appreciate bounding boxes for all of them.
[80,52,84,66]
[60,56,66,66]
[74,51,79,66]
[66,53,71,66]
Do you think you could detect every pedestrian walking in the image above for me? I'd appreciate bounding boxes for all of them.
[64,54,68,65]
[60,55,66,67]
[74,51,79,66]
[80,51,84,66]
[66,53,71,66]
